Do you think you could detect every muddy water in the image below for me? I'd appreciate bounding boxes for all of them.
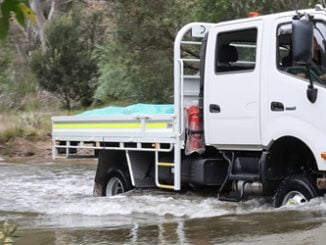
[1,161,326,244]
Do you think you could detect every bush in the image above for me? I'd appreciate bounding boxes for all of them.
[95,0,192,104]
[0,112,51,144]
[32,6,105,110]
[0,127,25,143]
[0,44,39,112]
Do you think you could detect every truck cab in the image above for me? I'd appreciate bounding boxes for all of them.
[204,9,326,160]
[198,8,326,205]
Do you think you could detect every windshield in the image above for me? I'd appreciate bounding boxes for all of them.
[277,21,326,87]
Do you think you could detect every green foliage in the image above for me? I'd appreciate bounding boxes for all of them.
[32,6,104,110]
[95,45,134,103]
[0,111,51,145]
[229,0,320,18]
[192,0,321,22]
[194,0,230,22]
[0,44,10,74]
[0,44,38,111]
[1,0,324,112]
[0,13,9,40]
[0,1,38,112]
[96,0,196,104]
[0,0,36,40]
[0,126,24,143]
[98,0,320,105]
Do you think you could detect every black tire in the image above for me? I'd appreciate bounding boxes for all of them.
[103,171,133,197]
[274,175,318,208]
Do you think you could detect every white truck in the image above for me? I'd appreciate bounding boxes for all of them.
[52,6,326,207]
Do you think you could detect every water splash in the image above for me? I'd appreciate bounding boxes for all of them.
[1,162,325,229]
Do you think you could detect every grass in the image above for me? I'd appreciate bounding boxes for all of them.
[0,108,89,157]
[0,111,54,157]
[0,112,51,143]
[0,127,25,143]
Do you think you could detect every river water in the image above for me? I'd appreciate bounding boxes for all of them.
[1,161,326,244]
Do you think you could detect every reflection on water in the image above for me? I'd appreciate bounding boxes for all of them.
[1,161,326,244]
[15,213,326,245]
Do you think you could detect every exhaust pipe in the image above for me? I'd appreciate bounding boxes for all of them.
[233,181,263,195]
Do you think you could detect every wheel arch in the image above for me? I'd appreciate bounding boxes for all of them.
[263,116,326,172]
[263,136,319,194]
[93,150,131,197]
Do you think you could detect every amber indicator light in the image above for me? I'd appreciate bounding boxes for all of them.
[248,12,260,17]
[321,152,326,160]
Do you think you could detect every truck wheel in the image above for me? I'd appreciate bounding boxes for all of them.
[104,172,132,197]
[273,175,318,208]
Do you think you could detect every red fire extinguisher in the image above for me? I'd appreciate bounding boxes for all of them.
[185,105,205,155]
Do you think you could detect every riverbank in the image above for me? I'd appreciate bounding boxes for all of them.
[0,137,52,162]
[0,112,53,161]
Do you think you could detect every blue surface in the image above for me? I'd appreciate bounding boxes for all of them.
[80,103,174,116]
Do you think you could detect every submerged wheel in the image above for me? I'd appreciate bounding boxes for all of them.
[274,175,318,208]
[104,172,132,197]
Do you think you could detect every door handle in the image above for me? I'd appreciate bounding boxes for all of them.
[209,104,221,113]
[271,101,284,112]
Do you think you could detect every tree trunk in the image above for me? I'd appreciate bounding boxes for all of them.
[30,0,47,50]
[48,0,57,20]
[29,0,60,50]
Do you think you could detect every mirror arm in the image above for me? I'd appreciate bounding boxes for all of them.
[306,64,318,103]
[306,64,314,88]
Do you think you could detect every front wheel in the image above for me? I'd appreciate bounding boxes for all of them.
[273,175,318,208]
[104,172,132,197]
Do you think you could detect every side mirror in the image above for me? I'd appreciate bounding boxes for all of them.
[292,19,313,64]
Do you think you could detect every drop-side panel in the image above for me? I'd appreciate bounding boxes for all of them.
[52,114,176,143]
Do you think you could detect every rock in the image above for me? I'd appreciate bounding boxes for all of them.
[0,156,4,162]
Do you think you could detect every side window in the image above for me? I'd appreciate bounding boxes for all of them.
[216,28,257,73]
[277,22,326,87]
[277,23,294,71]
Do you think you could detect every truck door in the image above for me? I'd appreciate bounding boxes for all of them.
[204,21,263,149]
[261,17,326,171]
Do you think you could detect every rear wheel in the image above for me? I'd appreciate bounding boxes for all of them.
[273,175,318,208]
[104,172,132,197]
